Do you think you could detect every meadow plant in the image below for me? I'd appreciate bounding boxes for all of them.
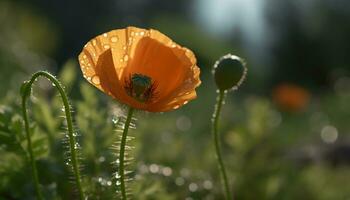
[212,54,247,200]
[18,27,248,200]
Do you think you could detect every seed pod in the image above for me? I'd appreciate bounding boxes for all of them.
[213,54,247,91]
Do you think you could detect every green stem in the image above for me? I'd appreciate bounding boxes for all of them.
[212,90,232,200]
[21,71,85,200]
[22,97,43,200]
[118,107,134,200]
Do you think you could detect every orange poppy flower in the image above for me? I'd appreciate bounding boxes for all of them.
[78,27,201,112]
[272,83,310,112]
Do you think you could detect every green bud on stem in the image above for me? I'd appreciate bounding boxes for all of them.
[213,54,247,91]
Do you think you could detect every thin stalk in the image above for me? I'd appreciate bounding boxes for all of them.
[21,71,85,200]
[118,107,134,200]
[212,90,232,200]
[22,97,43,200]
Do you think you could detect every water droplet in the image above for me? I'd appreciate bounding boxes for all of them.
[110,36,118,42]
[112,117,119,124]
[122,45,127,50]
[72,132,78,137]
[103,33,108,37]
[183,101,188,105]
[87,76,92,81]
[140,31,145,36]
[116,159,120,164]
[74,143,80,149]
[92,76,100,85]
[65,162,69,166]
[130,31,135,36]
[116,181,121,186]
[128,38,133,46]
[173,105,180,109]
[83,55,87,59]
[123,55,129,62]
[92,39,97,46]
[135,32,139,36]
[171,43,176,48]
[115,173,121,179]
[103,44,110,49]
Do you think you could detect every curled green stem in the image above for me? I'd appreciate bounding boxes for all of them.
[21,71,85,200]
[212,90,232,200]
[118,107,134,200]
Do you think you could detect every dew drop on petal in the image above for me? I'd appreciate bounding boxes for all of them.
[110,36,118,42]
[83,54,87,59]
[103,44,110,49]
[140,31,145,36]
[103,33,108,37]
[92,76,100,85]
[123,55,129,62]
[173,105,180,109]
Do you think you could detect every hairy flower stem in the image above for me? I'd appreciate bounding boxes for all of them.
[22,97,43,200]
[212,90,232,200]
[118,107,134,200]
[21,71,85,200]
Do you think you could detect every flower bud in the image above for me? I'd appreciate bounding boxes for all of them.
[213,54,247,91]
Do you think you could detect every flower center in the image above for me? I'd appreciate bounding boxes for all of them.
[124,73,157,103]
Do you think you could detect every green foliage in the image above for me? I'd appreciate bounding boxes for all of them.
[1,63,350,199]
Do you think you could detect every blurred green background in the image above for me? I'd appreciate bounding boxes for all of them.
[1,0,350,199]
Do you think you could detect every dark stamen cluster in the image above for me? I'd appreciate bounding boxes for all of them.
[124,73,158,103]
